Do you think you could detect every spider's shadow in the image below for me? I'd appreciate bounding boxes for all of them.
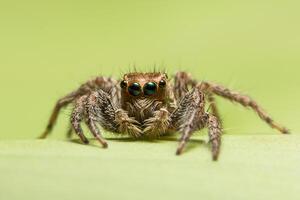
[69,136,209,154]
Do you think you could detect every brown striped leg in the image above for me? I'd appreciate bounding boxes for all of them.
[76,89,142,147]
[39,91,81,139]
[176,114,198,155]
[84,91,112,148]
[170,88,207,155]
[85,118,108,148]
[207,93,222,128]
[207,115,222,161]
[198,81,289,134]
[70,95,89,144]
[70,90,119,147]
[83,90,142,138]
[173,71,197,100]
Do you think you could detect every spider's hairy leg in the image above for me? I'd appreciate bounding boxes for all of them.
[173,71,197,100]
[39,76,118,139]
[170,88,208,155]
[172,72,223,157]
[39,91,82,139]
[84,91,113,148]
[80,89,141,141]
[70,89,118,147]
[143,108,170,137]
[70,95,90,144]
[207,115,222,161]
[207,93,223,128]
[171,88,222,160]
[174,72,223,127]
[199,81,289,134]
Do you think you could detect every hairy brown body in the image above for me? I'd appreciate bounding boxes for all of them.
[121,73,171,123]
[40,71,289,160]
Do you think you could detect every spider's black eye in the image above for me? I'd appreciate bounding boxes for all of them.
[120,80,127,89]
[143,82,157,95]
[128,82,141,96]
[159,80,166,88]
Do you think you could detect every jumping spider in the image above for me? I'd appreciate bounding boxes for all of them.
[40,71,289,160]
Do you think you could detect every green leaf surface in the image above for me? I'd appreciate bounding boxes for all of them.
[1,135,299,200]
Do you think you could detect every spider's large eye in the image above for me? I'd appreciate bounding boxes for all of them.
[120,80,127,89]
[159,80,166,88]
[128,82,141,96]
[143,82,157,95]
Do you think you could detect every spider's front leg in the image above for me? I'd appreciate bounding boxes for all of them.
[174,71,222,126]
[71,89,141,147]
[170,88,222,160]
[70,93,109,147]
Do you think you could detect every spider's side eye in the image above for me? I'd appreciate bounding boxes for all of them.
[159,80,166,88]
[120,80,127,89]
[128,82,141,96]
[143,82,157,95]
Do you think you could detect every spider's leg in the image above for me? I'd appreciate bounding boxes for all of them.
[170,88,208,155]
[207,93,223,128]
[70,95,89,144]
[173,71,223,127]
[198,81,289,134]
[143,108,170,137]
[39,91,82,139]
[173,71,197,100]
[207,115,222,160]
[85,117,108,148]
[83,90,115,148]
[40,76,119,139]
[85,90,141,142]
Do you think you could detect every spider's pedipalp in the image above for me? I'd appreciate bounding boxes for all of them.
[143,108,170,137]
[114,109,142,138]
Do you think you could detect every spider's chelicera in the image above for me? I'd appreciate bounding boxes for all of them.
[40,71,289,160]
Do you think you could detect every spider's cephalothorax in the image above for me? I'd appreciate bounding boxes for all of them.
[40,71,289,160]
[119,72,171,123]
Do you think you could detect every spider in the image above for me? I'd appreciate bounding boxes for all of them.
[39,71,289,160]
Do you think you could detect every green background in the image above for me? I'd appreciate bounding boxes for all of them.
[0,0,299,200]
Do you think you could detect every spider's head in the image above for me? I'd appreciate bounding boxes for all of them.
[120,72,169,101]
